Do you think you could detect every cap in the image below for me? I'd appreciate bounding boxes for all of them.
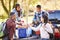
[10,12,15,16]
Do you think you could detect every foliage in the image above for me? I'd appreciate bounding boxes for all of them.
[0,0,17,17]
[0,0,60,19]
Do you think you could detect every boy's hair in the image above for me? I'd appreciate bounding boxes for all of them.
[10,12,15,16]
[36,5,41,8]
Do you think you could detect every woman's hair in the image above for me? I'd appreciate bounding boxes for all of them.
[42,15,48,23]
[15,4,20,10]
[18,11,20,17]
[14,4,21,17]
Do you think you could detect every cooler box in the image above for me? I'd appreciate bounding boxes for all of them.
[18,28,27,38]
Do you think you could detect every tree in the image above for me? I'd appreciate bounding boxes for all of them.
[0,0,17,17]
[13,0,17,8]
[1,0,9,15]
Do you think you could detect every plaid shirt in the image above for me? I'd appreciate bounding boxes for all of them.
[33,10,49,22]
[6,18,16,39]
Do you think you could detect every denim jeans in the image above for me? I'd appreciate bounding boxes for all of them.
[41,38,49,40]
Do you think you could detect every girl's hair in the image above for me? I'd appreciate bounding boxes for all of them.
[42,15,48,23]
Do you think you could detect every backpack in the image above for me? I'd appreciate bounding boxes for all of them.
[0,22,4,38]
[0,22,8,37]
[0,22,6,38]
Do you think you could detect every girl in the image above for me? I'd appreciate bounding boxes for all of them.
[30,15,53,40]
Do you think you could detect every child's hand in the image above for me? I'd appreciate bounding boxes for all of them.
[17,25,22,28]
[29,23,33,27]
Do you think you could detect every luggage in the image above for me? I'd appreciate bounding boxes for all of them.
[18,28,27,38]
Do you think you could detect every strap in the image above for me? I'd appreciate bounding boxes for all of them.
[2,22,6,31]
[0,22,6,32]
[42,23,49,33]
[2,19,9,31]
[43,23,53,34]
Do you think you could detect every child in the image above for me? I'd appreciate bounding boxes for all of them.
[54,27,60,40]
[30,15,53,40]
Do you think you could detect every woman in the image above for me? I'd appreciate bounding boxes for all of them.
[30,15,53,40]
[11,4,23,38]
[11,4,23,22]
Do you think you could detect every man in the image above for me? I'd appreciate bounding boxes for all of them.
[11,3,23,22]
[32,5,49,36]
[33,5,49,24]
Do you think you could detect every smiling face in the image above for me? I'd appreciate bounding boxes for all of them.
[36,8,41,12]
[36,5,41,12]
[16,6,20,11]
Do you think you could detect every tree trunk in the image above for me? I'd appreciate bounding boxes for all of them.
[1,0,17,17]
[1,0,9,15]
[9,0,11,15]
[13,0,17,8]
